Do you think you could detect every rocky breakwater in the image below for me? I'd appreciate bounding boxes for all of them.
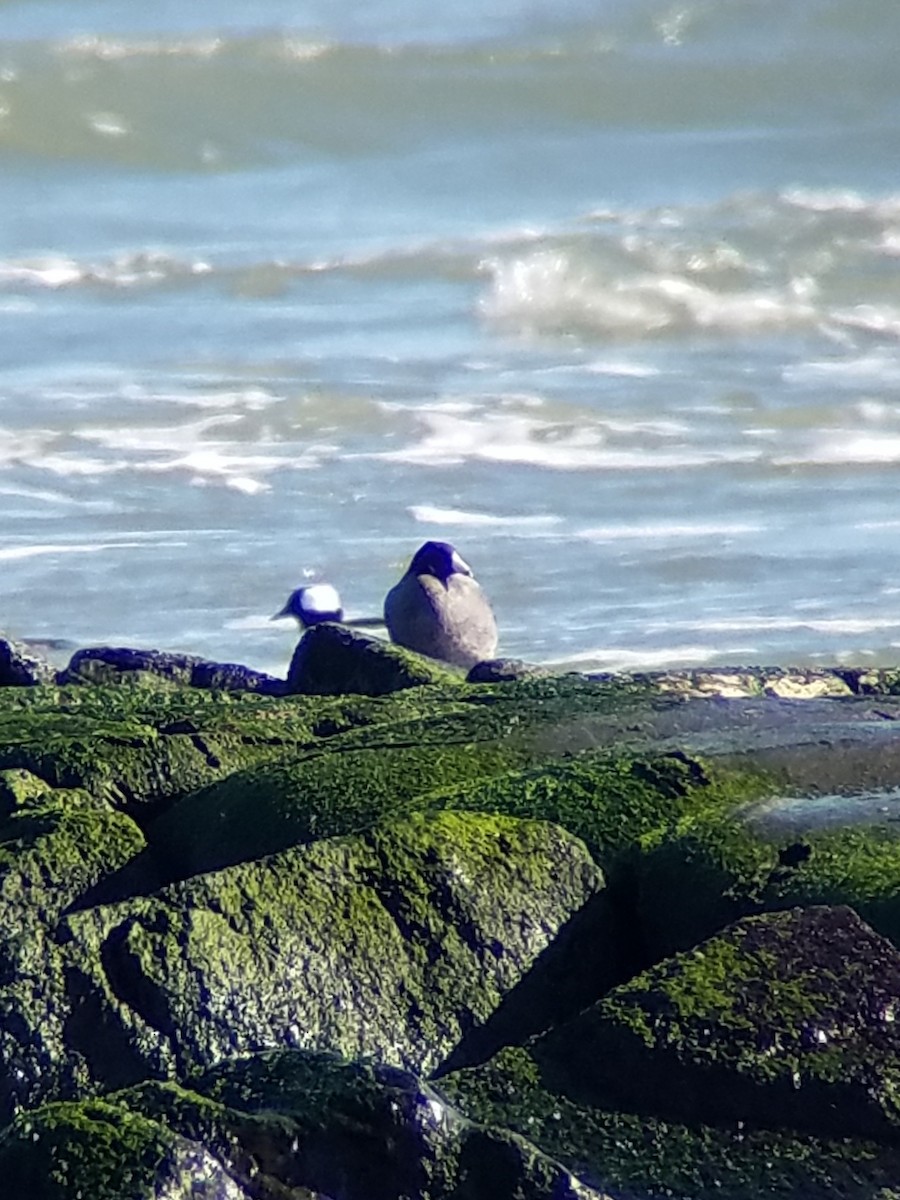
[3,626,900,1196]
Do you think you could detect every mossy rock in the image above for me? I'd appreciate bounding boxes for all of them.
[0,683,476,819]
[41,811,604,1107]
[146,671,752,884]
[534,906,900,1142]
[0,1096,246,1200]
[146,735,546,879]
[59,646,284,694]
[439,1043,900,1200]
[637,772,900,959]
[286,623,465,694]
[0,791,147,1122]
[0,1049,605,1200]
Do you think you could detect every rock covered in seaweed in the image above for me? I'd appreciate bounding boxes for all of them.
[58,646,284,694]
[535,905,900,1141]
[0,1049,609,1200]
[285,622,464,695]
[4,667,900,1196]
[0,810,606,1119]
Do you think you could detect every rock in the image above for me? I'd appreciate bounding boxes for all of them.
[285,623,463,695]
[612,667,855,700]
[6,666,900,1197]
[59,646,284,694]
[636,744,900,959]
[0,1096,247,1200]
[51,812,604,1096]
[0,788,146,1119]
[0,683,395,817]
[0,1049,609,1200]
[0,636,55,687]
[466,658,556,683]
[146,678,712,882]
[534,906,900,1143]
[440,1042,900,1200]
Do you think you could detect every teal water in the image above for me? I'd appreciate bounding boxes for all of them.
[2,0,900,675]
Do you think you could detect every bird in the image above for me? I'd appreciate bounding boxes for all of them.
[272,583,384,629]
[383,540,498,668]
[272,583,344,627]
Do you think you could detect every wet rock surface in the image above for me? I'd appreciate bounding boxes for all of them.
[4,658,900,1196]
[0,635,56,687]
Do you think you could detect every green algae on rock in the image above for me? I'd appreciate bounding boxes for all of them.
[0,1048,609,1200]
[286,622,465,695]
[41,811,605,1102]
[438,1044,900,1200]
[534,906,900,1142]
[0,1096,246,1200]
[0,787,147,1122]
[0,682,468,819]
[145,674,735,883]
[638,776,900,959]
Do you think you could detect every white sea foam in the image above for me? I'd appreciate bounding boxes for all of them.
[781,188,900,221]
[478,249,814,339]
[583,359,661,377]
[408,504,561,529]
[648,615,900,636]
[784,354,900,385]
[373,407,759,471]
[0,252,211,291]
[0,538,183,563]
[831,306,900,340]
[60,34,226,60]
[554,644,743,671]
[575,521,762,543]
[776,432,900,466]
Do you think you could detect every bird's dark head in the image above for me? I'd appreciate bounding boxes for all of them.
[408,541,473,585]
[272,583,344,626]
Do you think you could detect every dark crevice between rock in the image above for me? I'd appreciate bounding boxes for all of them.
[188,733,222,770]
[98,917,179,1045]
[765,839,813,889]
[65,846,166,913]
[431,889,621,1079]
[61,962,152,1096]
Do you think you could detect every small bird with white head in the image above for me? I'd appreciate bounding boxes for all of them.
[272,583,344,627]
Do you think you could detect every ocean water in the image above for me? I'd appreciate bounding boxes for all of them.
[2,0,900,676]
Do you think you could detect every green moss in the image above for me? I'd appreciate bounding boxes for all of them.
[431,752,770,885]
[64,810,602,1080]
[639,797,900,959]
[0,1098,174,1200]
[439,1044,900,1200]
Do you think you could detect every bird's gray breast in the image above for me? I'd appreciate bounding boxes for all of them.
[384,573,498,668]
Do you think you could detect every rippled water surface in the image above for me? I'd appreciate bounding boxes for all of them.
[2,0,900,675]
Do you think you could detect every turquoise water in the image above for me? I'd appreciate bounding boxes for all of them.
[2,0,900,675]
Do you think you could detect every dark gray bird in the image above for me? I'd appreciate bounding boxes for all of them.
[383,540,498,668]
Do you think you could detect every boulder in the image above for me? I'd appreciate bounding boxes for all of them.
[0,636,55,687]
[285,623,464,695]
[535,906,900,1142]
[0,811,605,1118]
[439,1042,900,1200]
[0,1049,608,1200]
[58,646,284,694]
